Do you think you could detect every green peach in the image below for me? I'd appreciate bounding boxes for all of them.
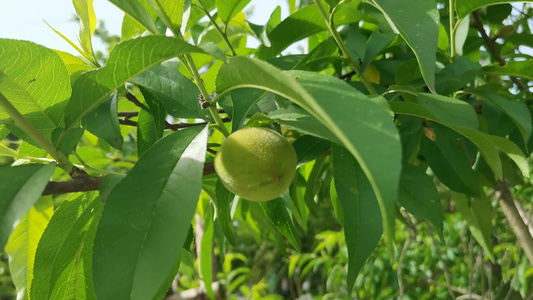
[214,127,297,202]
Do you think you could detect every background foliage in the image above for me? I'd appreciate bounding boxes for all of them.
[1,0,533,299]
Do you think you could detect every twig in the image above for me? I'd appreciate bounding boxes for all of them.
[42,162,217,196]
[193,2,236,56]
[430,231,456,299]
[42,175,103,195]
[117,111,139,118]
[313,0,378,95]
[397,235,411,299]
[471,11,528,91]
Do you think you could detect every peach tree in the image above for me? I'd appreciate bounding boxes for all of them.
[1,0,533,298]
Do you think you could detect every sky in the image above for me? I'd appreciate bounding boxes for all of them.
[0,0,291,55]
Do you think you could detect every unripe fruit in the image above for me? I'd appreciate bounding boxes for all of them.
[214,127,297,202]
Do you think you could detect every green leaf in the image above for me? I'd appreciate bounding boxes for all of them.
[5,197,54,300]
[391,96,529,179]
[451,191,495,261]
[361,32,396,72]
[259,198,301,252]
[474,90,532,146]
[331,144,382,290]
[72,0,97,61]
[455,0,533,20]
[481,61,533,81]
[215,179,236,246]
[108,0,160,34]
[218,88,266,133]
[399,164,444,237]
[216,0,251,24]
[92,126,207,300]
[268,105,339,143]
[216,56,401,256]
[293,135,331,166]
[0,163,56,249]
[200,205,215,299]
[147,0,186,34]
[98,174,126,203]
[266,5,281,35]
[371,0,439,92]
[81,92,123,150]
[64,35,208,133]
[0,39,71,142]
[31,196,102,300]
[136,87,166,156]
[420,124,480,196]
[256,3,362,59]
[130,64,211,121]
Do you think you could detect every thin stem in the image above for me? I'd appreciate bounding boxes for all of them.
[194,3,236,56]
[314,0,378,95]
[497,180,533,266]
[72,152,122,176]
[430,231,456,299]
[0,93,73,172]
[183,53,231,137]
[449,0,456,58]
[471,12,528,91]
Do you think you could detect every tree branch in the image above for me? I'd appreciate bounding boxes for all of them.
[42,162,217,196]
[497,180,533,266]
[471,12,528,91]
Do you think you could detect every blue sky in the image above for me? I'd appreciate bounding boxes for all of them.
[0,0,291,54]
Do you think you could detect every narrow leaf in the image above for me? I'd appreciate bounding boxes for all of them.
[452,191,495,261]
[399,164,444,237]
[108,0,160,34]
[5,197,54,300]
[73,0,97,60]
[259,198,301,252]
[92,126,207,300]
[130,65,211,121]
[481,60,533,81]
[332,144,382,290]
[0,163,56,249]
[200,205,215,299]
[215,180,236,246]
[475,90,532,146]
[218,88,266,133]
[31,196,102,300]
[216,0,251,24]
[136,87,166,156]
[147,0,186,34]
[64,35,208,132]
[456,0,533,20]
[81,92,123,150]
[371,0,439,92]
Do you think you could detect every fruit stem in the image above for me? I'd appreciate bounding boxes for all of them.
[314,0,378,96]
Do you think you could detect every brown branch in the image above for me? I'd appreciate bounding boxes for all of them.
[42,162,217,196]
[497,180,533,266]
[42,176,103,196]
[471,12,528,91]
[117,111,139,118]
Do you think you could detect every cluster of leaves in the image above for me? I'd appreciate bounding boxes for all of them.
[1,0,533,299]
